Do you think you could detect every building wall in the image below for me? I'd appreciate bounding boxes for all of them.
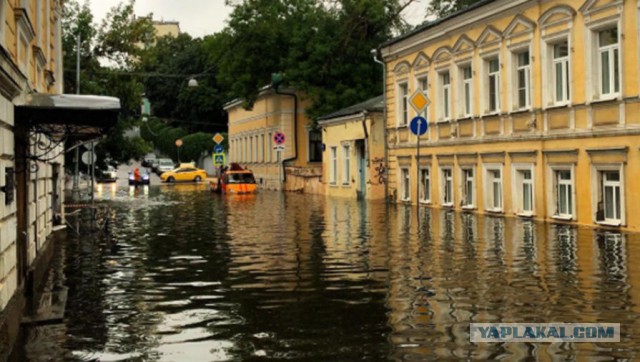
[0,0,63,311]
[321,113,386,200]
[226,89,322,192]
[381,0,640,231]
[153,21,180,38]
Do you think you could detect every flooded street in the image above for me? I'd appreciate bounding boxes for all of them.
[14,185,640,361]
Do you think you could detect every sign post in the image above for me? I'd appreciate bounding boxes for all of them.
[409,88,430,227]
[273,131,286,181]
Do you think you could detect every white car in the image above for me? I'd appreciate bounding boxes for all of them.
[100,166,118,183]
[156,159,175,174]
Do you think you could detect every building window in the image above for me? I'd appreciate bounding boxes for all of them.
[397,82,409,126]
[515,50,531,109]
[461,168,475,208]
[416,75,429,120]
[440,71,451,120]
[595,169,622,224]
[514,167,534,215]
[329,147,337,185]
[401,168,410,201]
[487,58,500,113]
[552,168,574,219]
[598,27,620,97]
[342,144,350,185]
[308,130,322,162]
[553,41,570,104]
[462,65,472,117]
[485,167,503,212]
[441,168,453,206]
[419,167,430,203]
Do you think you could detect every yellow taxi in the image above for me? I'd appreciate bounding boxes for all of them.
[160,163,207,183]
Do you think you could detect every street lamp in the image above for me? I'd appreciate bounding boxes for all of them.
[175,138,183,163]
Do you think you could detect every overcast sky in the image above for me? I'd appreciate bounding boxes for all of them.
[88,0,427,38]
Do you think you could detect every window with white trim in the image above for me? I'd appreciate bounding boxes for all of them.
[439,71,451,121]
[552,41,570,104]
[441,167,453,206]
[419,167,430,203]
[461,167,475,208]
[485,167,503,212]
[595,169,623,225]
[515,50,531,109]
[461,65,473,117]
[598,27,620,97]
[342,144,350,185]
[486,58,500,113]
[397,82,409,126]
[329,146,337,185]
[551,168,574,219]
[400,168,410,201]
[513,166,534,215]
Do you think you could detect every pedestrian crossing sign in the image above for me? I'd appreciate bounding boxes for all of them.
[213,153,226,166]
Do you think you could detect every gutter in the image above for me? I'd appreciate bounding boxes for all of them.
[274,86,298,183]
[372,50,389,203]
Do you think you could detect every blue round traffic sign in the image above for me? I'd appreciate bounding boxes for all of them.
[274,131,286,145]
[214,145,224,153]
[410,116,428,136]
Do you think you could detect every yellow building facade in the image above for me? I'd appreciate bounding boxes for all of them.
[226,87,322,193]
[318,96,386,200]
[380,0,640,231]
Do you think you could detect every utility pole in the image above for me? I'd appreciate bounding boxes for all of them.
[72,32,81,198]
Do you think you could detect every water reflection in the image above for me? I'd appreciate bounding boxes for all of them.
[13,189,640,361]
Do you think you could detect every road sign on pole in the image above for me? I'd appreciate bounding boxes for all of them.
[213,133,224,145]
[273,131,285,145]
[213,153,226,166]
[214,144,224,154]
[410,115,429,229]
[410,116,428,136]
[409,88,430,114]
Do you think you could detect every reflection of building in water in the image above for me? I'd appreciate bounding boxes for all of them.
[380,0,640,232]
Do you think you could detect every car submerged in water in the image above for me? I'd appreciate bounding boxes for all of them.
[160,163,207,183]
[210,163,257,194]
[99,166,118,183]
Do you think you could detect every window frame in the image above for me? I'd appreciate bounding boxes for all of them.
[511,163,535,217]
[441,167,454,207]
[400,167,411,202]
[307,129,323,163]
[512,48,532,110]
[438,70,451,121]
[484,56,501,114]
[484,164,503,213]
[419,166,431,204]
[459,63,473,118]
[329,146,338,185]
[551,40,571,106]
[460,166,476,209]
[597,27,620,99]
[591,164,625,226]
[547,165,576,221]
[342,143,351,186]
[585,18,623,102]
[396,81,409,127]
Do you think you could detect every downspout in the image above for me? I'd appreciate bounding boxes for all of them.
[274,86,298,183]
[372,49,388,203]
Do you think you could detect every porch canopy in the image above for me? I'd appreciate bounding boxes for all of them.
[16,94,121,141]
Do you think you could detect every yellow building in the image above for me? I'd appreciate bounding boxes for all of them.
[0,1,119,356]
[380,0,640,231]
[226,87,322,193]
[318,96,386,200]
[152,19,180,38]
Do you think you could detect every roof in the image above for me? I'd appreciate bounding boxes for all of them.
[380,0,496,49]
[317,95,384,122]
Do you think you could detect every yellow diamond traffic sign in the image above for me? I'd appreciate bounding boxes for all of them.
[213,133,224,144]
[409,88,430,113]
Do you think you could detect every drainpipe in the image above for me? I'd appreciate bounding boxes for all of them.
[372,49,388,203]
[274,86,298,183]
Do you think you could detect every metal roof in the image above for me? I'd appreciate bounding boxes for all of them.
[317,95,384,122]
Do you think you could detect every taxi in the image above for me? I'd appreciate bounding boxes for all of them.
[160,163,207,183]
[210,163,257,194]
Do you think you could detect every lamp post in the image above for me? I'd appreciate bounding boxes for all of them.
[175,138,183,163]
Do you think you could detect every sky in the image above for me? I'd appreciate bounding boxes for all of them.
[88,0,428,38]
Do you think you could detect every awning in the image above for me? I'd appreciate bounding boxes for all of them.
[15,94,121,141]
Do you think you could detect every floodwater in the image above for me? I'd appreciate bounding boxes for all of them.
[14,184,640,361]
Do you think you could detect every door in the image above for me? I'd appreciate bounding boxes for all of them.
[356,140,366,199]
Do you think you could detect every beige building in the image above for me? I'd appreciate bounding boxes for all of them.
[380,0,640,232]
[226,87,322,193]
[152,19,180,38]
[318,96,386,200]
[0,0,119,356]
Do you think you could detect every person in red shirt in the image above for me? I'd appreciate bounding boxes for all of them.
[134,168,141,186]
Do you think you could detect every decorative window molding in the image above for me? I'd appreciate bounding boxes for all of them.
[453,34,475,57]
[412,52,430,72]
[503,14,536,43]
[579,0,623,18]
[432,46,453,68]
[476,25,502,51]
[539,5,576,30]
[393,61,411,78]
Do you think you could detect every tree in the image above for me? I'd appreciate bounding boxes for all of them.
[218,0,415,120]
[62,0,155,168]
[427,0,484,19]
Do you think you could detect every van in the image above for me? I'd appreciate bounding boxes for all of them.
[156,158,175,175]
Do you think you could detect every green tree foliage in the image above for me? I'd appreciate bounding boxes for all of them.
[62,0,155,168]
[219,0,414,119]
[137,34,228,132]
[427,0,484,19]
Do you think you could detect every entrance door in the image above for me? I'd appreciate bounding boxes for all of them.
[356,140,366,199]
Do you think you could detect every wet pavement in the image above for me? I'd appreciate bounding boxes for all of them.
[12,185,640,361]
